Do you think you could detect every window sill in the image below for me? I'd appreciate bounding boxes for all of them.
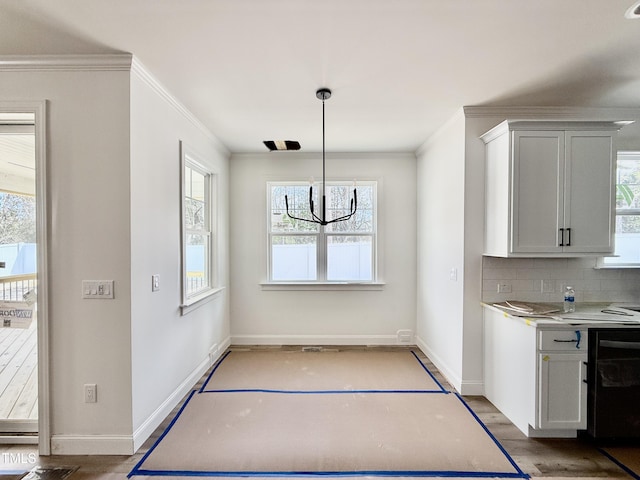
[595,258,640,269]
[180,287,225,315]
[260,282,385,291]
[595,264,640,269]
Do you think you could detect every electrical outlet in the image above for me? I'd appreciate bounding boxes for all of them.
[497,283,512,293]
[152,274,160,292]
[84,384,97,403]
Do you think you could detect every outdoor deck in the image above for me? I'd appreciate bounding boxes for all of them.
[0,320,37,423]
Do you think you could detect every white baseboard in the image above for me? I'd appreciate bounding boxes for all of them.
[132,335,232,453]
[459,380,484,396]
[415,335,462,392]
[231,334,400,346]
[50,435,133,455]
[415,335,485,396]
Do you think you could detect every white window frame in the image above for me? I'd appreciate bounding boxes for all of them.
[265,180,381,288]
[180,142,220,312]
[598,151,640,268]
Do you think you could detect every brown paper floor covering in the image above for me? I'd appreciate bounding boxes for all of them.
[600,446,640,479]
[130,349,526,478]
[200,350,445,392]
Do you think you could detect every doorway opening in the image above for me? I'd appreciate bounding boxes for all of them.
[0,104,48,453]
[0,117,37,441]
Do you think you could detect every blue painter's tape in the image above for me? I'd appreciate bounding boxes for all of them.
[128,389,198,478]
[410,350,448,392]
[200,388,448,395]
[453,392,527,478]
[130,468,529,478]
[198,349,232,393]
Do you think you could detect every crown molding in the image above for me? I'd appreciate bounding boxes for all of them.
[130,56,229,157]
[463,105,640,120]
[0,54,133,71]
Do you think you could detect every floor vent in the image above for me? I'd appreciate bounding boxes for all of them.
[21,467,77,480]
[301,346,324,352]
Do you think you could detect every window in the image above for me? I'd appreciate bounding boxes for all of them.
[181,143,217,308]
[600,151,640,267]
[268,181,376,283]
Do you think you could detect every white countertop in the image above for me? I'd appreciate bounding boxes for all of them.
[483,302,640,328]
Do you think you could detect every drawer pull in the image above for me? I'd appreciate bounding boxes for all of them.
[552,330,582,349]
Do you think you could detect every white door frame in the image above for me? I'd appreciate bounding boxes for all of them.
[0,100,50,455]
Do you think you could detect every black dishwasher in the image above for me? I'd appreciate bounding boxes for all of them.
[587,328,640,439]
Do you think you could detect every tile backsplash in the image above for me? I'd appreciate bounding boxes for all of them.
[482,257,640,305]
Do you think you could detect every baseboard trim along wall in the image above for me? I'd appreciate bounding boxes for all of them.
[231,334,402,346]
[416,336,462,394]
[131,335,232,453]
[50,435,133,455]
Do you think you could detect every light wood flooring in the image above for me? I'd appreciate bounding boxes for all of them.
[0,322,38,422]
[0,345,637,479]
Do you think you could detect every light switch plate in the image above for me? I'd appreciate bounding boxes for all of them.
[82,280,114,299]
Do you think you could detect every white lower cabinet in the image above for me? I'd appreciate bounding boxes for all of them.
[538,350,587,430]
[484,306,587,437]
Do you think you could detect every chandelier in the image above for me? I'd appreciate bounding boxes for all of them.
[285,88,357,226]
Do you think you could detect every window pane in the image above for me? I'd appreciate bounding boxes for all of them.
[271,235,317,281]
[607,214,640,264]
[190,169,206,202]
[327,235,372,281]
[270,185,319,233]
[185,196,205,230]
[326,184,374,233]
[616,158,640,209]
[186,233,209,296]
[609,153,640,265]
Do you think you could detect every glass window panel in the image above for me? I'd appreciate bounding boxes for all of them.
[326,184,374,233]
[185,233,209,296]
[270,185,319,233]
[327,235,372,281]
[190,169,206,202]
[271,235,317,281]
[606,153,640,266]
[610,215,640,264]
[185,197,205,231]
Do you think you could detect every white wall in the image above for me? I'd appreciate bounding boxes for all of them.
[415,109,467,391]
[0,55,231,455]
[230,152,416,345]
[129,60,231,451]
[0,61,135,452]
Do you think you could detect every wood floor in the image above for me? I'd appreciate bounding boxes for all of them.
[0,322,38,422]
[0,345,637,479]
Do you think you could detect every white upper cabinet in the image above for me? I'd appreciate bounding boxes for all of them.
[481,120,627,257]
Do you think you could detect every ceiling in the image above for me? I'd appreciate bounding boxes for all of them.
[1,0,640,153]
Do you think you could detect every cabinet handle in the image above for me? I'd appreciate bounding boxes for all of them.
[559,228,565,246]
[566,228,571,246]
[552,330,582,349]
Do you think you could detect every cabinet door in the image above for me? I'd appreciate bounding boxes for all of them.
[538,353,587,430]
[563,132,615,253]
[512,131,564,253]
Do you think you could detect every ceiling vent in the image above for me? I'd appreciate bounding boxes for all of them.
[263,140,301,151]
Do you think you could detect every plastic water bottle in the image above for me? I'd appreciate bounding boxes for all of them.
[563,286,575,313]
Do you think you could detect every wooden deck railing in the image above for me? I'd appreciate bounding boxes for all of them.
[0,273,37,301]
